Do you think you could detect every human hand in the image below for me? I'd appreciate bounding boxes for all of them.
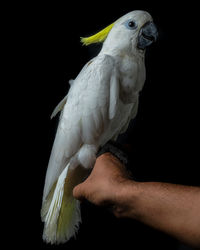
[74,153,200,248]
[73,153,133,214]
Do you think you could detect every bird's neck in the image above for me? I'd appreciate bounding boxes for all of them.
[100,43,145,60]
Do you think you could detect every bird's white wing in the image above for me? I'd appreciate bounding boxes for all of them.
[43,54,119,201]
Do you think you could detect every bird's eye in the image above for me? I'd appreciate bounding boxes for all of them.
[128,21,135,28]
[124,19,137,30]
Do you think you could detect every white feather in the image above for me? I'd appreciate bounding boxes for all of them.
[43,163,70,243]
[50,95,68,119]
[109,67,119,120]
[77,144,97,169]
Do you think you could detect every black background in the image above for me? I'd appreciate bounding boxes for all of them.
[9,1,199,249]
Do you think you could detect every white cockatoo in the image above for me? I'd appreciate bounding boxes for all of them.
[41,10,158,244]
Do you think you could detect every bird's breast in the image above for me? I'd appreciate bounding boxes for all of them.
[118,55,146,101]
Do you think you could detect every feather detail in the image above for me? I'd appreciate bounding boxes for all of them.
[51,95,68,119]
[50,79,74,119]
[56,165,88,242]
[42,161,89,244]
[109,68,119,120]
[80,23,115,46]
[42,163,70,243]
[41,181,57,222]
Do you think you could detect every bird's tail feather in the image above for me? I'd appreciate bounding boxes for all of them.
[41,163,88,244]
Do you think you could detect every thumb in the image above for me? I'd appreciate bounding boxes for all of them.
[73,183,86,201]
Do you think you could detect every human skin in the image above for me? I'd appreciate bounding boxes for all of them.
[73,153,200,248]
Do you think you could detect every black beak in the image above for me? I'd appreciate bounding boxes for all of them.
[137,21,158,50]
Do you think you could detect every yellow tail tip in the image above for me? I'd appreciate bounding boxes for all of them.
[80,22,115,46]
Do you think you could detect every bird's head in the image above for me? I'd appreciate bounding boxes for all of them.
[81,10,158,56]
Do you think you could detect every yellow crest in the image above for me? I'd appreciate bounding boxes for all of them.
[80,23,115,46]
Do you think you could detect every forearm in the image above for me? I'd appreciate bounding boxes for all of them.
[116,181,200,248]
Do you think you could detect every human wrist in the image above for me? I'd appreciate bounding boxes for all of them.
[112,179,141,219]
